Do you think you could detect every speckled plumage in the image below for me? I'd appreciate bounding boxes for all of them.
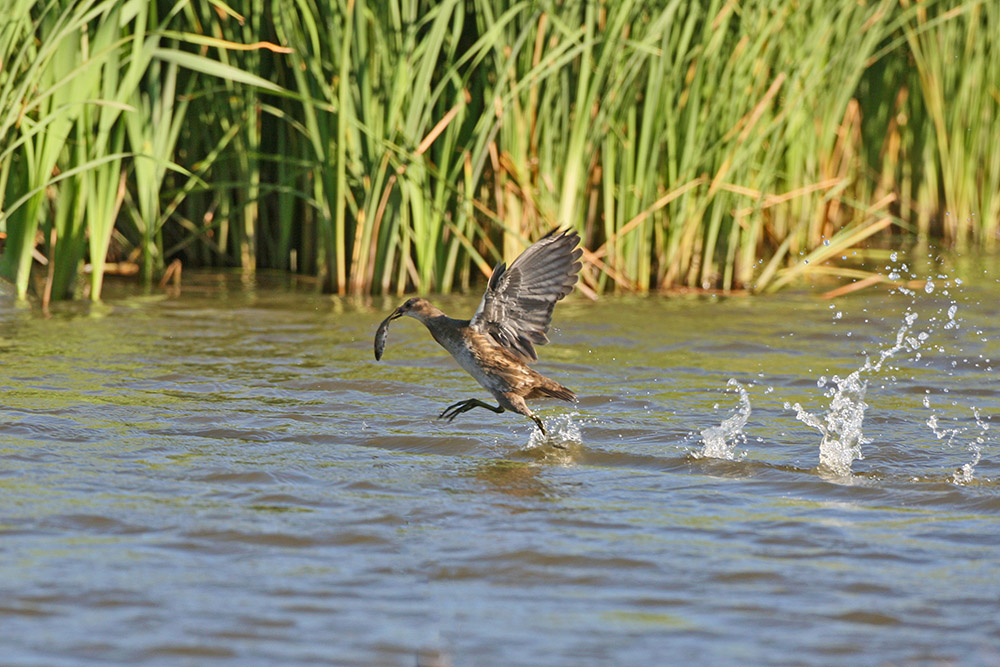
[374,229,582,433]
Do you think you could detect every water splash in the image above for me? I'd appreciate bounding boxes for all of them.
[697,379,750,460]
[929,408,989,485]
[952,453,981,486]
[527,412,582,450]
[787,312,920,477]
[926,414,963,447]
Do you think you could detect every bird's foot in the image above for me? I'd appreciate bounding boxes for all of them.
[439,399,504,423]
[530,415,567,448]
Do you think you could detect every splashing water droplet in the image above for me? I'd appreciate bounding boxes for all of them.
[789,311,921,477]
[953,408,990,485]
[953,460,978,485]
[697,379,751,461]
[527,412,582,450]
[943,304,959,331]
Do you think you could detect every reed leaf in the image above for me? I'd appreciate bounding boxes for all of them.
[2,0,997,302]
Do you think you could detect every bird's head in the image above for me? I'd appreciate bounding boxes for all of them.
[388,297,438,323]
[374,298,441,361]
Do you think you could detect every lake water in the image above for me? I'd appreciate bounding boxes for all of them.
[1,253,998,665]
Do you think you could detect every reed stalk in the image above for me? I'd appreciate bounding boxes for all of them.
[1,0,996,302]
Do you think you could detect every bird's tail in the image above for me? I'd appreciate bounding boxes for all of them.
[533,379,577,403]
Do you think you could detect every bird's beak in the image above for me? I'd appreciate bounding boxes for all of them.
[374,307,404,361]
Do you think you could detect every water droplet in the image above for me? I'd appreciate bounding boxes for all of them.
[698,380,752,461]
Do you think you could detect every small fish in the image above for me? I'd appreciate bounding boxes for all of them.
[374,316,391,360]
[374,307,403,360]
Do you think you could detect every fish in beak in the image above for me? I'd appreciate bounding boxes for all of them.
[373,306,404,360]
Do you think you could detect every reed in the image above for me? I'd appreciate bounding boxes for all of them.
[896,0,1000,246]
[1,0,996,302]
[0,0,283,303]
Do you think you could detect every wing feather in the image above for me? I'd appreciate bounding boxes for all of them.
[470,228,583,362]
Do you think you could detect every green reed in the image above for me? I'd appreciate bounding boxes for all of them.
[1,0,997,302]
[898,0,1000,246]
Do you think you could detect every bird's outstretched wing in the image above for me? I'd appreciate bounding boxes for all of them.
[470,228,582,362]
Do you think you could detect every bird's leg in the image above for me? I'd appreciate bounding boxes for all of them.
[439,399,504,423]
[530,414,547,436]
[503,393,563,446]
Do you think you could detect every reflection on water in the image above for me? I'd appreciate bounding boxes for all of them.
[1,255,999,664]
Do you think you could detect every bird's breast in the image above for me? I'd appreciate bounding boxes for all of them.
[448,336,510,393]
[423,318,535,397]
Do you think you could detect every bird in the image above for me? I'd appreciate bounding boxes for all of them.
[374,228,583,435]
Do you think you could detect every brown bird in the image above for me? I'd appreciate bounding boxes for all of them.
[374,229,583,434]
